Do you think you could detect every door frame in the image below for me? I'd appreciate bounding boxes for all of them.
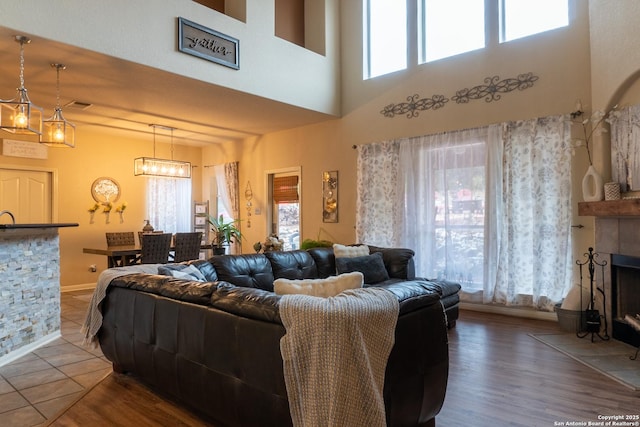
[0,164,59,222]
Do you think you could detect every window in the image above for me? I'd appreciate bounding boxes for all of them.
[500,0,569,42]
[146,177,192,234]
[364,0,407,79]
[357,116,573,310]
[364,0,570,78]
[419,0,485,63]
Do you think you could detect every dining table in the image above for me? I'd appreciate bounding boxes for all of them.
[83,243,213,268]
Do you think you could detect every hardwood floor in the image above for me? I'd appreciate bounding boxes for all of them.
[438,310,640,427]
[42,306,640,427]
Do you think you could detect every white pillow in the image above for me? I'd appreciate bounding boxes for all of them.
[333,243,369,258]
[274,272,364,298]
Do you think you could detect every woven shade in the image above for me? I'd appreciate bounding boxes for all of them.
[273,176,299,203]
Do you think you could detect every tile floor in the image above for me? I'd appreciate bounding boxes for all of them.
[0,290,111,427]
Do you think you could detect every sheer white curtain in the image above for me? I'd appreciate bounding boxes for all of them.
[147,177,192,233]
[356,114,572,311]
[214,162,240,254]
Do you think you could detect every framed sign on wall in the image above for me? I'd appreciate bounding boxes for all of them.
[178,17,239,70]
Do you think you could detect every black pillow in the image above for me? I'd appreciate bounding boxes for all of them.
[335,252,390,284]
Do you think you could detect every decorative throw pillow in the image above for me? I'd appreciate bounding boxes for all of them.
[158,264,207,282]
[333,243,369,258]
[335,252,390,284]
[274,272,364,298]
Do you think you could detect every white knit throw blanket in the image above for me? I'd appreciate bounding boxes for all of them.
[81,264,162,348]
[279,287,399,427]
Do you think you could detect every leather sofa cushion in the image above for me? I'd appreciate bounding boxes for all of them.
[210,254,275,291]
[265,250,318,280]
[306,247,336,278]
[186,259,218,282]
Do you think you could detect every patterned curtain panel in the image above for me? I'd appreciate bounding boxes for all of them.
[214,161,240,254]
[610,104,640,192]
[355,114,572,311]
[493,115,573,310]
[355,140,400,247]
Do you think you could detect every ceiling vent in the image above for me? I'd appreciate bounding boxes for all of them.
[64,100,93,110]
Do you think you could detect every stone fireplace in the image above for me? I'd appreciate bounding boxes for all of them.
[580,199,640,347]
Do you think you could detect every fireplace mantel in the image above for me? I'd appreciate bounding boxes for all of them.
[578,199,640,217]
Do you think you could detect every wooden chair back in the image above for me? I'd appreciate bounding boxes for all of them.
[173,232,203,262]
[139,233,172,264]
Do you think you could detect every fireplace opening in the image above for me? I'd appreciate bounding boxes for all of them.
[611,254,640,347]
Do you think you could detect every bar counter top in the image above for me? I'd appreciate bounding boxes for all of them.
[0,223,79,230]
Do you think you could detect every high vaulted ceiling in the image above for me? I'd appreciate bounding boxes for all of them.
[0,27,336,147]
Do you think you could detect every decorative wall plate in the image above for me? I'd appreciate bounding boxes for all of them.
[91,177,121,204]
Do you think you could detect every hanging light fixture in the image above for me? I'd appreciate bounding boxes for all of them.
[134,125,192,178]
[41,63,76,148]
[0,35,43,136]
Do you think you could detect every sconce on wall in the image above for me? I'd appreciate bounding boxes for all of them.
[322,171,338,223]
[245,181,253,228]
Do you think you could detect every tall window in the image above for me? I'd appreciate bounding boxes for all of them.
[419,0,485,63]
[364,0,407,79]
[500,0,569,42]
[364,0,570,78]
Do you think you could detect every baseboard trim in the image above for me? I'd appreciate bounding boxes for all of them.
[61,283,96,293]
[0,332,62,367]
[460,302,557,322]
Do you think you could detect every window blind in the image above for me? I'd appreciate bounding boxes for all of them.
[273,176,299,203]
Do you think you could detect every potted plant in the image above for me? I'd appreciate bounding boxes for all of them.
[208,214,243,255]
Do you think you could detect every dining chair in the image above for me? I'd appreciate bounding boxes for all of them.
[173,232,203,262]
[105,232,135,246]
[105,232,136,266]
[139,233,172,264]
[137,230,165,246]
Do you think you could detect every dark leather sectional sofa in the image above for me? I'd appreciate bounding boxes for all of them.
[97,246,460,426]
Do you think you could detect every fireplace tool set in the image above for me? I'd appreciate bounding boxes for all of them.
[576,247,609,342]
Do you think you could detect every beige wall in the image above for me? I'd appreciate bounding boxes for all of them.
[233,1,598,268]
[1,128,202,288]
[0,0,340,116]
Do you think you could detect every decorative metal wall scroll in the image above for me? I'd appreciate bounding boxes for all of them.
[322,171,338,223]
[381,72,539,119]
[381,94,448,119]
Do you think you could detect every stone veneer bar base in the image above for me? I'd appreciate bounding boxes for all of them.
[0,228,61,364]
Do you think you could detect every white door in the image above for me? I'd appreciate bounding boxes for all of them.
[0,168,52,223]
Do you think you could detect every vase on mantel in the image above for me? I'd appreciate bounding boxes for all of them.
[582,165,604,202]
